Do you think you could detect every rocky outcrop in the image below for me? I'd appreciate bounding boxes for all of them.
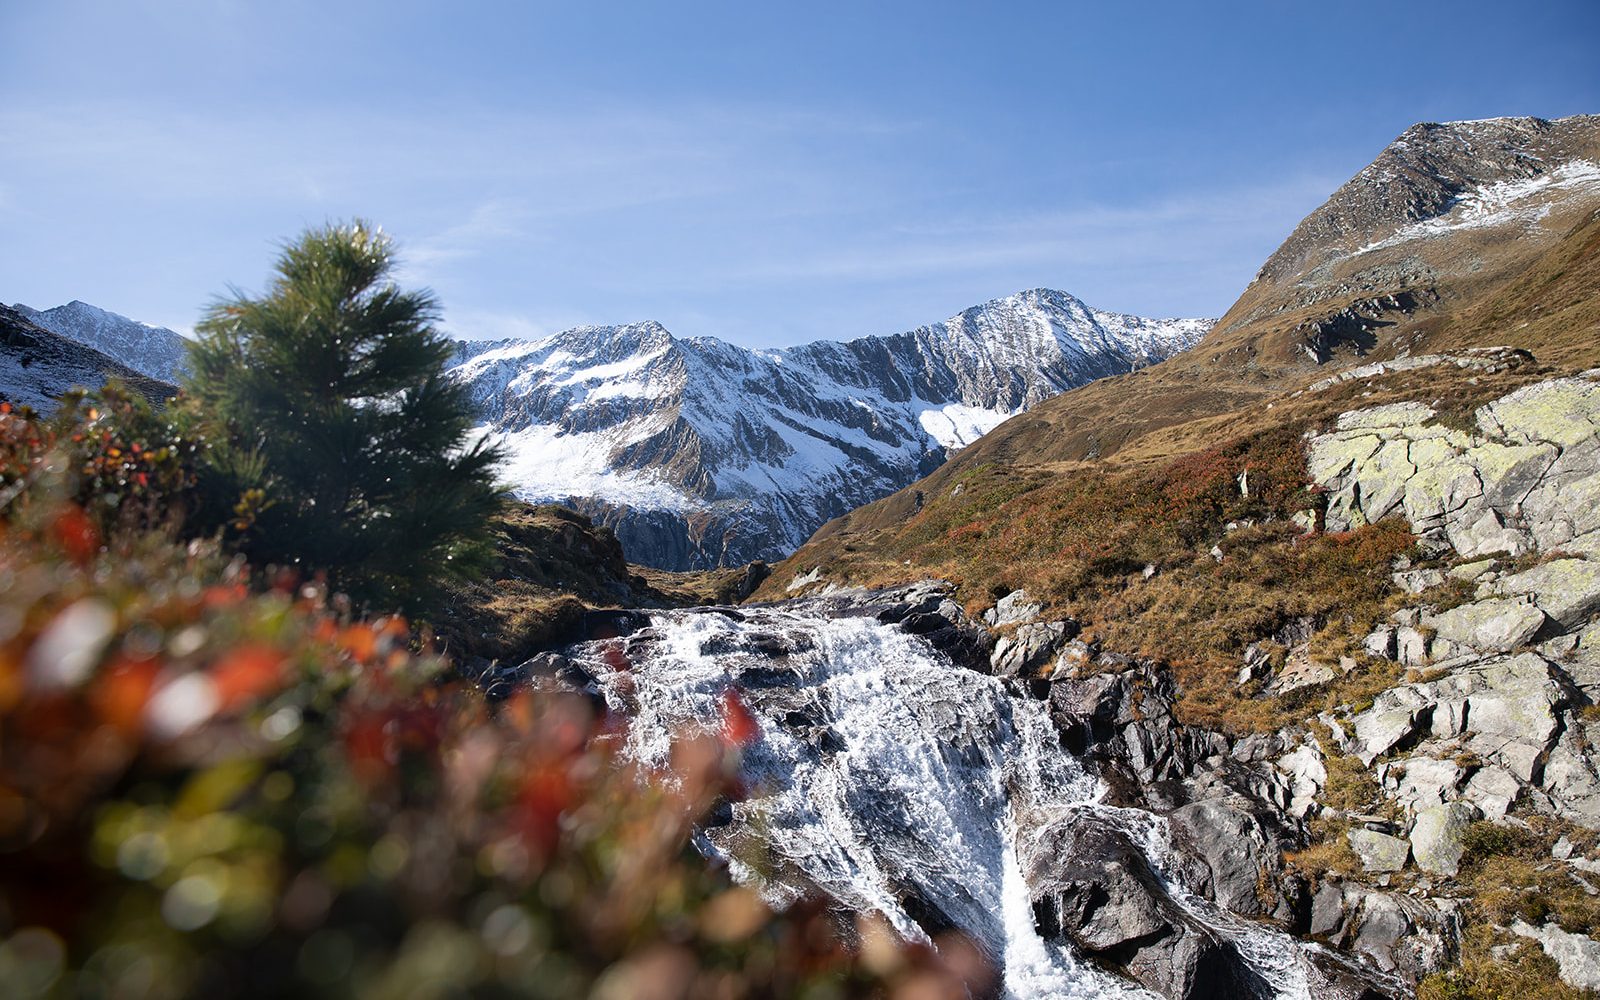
[986,371,1600,993]
[1025,813,1282,999]
[1512,920,1600,991]
[1022,643,1447,993]
[1310,374,1600,557]
[1309,883,1459,981]
[1284,371,1600,991]
[1307,374,1600,836]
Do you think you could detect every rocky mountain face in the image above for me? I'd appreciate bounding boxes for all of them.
[0,304,176,412]
[1222,114,1600,369]
[10,300,188,383]
[447,289,1209,570]
[8,289,1204,571]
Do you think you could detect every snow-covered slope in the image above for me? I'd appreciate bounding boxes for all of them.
[451,289,1210,569]
[11,301,188,382]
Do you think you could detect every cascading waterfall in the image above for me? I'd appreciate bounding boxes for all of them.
[567,601,1320,999]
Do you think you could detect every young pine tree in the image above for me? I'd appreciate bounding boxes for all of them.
[183,220,505,611]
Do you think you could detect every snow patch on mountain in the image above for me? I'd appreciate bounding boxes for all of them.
[488,422,699,513]
[917,403,1015,450]
[1355,159,1600,256]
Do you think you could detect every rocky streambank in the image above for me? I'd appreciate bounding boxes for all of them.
[511,583,1391,999]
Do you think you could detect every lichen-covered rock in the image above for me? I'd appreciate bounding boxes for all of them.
[1511,919,1600,991]
[1472,439,1559,509]
[1348,829,1410,872]
[1461,765,1522,820]
[1447,507,1531,559]
[1423,598,1545,656]
[1308,374,1600,559]
[1379,757,1463,815]
[1498,557,1600,630]
[1539,726,1600,828]
[1351,685,1435,764]
[1410,802,1477,875]
[1479,378,1600,450]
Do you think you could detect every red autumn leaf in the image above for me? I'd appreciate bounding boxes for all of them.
[516,764,574,858]
[51,506,99,564]
[339,625,377,662]
[202,584,247,608]
[91,656,161,732]
[342,710,393,781]
[210,644,287,710]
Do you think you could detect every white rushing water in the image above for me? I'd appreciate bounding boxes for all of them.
[571,604,1321,999]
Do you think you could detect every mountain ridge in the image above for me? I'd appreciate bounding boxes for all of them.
[445,287,1210,569]
[8,286,1207,570]
[10,300,189,383]
[0,304,176,412]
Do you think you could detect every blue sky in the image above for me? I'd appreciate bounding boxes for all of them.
[2,1,1597,347]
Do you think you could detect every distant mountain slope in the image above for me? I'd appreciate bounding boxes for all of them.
[448,288,1209,569]
[11,300,188,382]
[1218,113,1600,369]
[0,305,176,412]
[776,113,1600,565]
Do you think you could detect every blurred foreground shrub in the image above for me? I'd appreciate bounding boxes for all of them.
[0,404,986,998]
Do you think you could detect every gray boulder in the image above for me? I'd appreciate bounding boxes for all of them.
[1379,757,1463,815]
[1499,557,1600,630]
[983,588,1042,627]
[1308,884,1458,983]
[1423,598,1545,656]
[990,619,1076,677]
[1347,829,1410,873]
[1511,919,1600,991]
[1168,800,1279,917]
[1024,814,1281,1000]
[1409,802,1478,876]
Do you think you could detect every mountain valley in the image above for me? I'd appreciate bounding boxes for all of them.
[7,112,1600,1000]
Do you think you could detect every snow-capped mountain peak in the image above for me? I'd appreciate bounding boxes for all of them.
[450,288,1211,569]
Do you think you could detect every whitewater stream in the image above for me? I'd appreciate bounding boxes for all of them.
[562,599,1327,999]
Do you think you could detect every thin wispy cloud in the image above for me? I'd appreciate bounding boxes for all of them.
[715,176,1337,288]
